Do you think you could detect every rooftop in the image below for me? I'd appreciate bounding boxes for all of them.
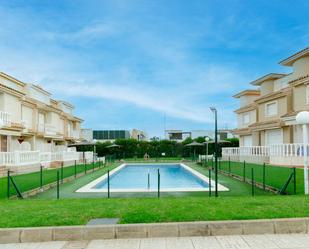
[250,73,287,86]
[279,47,309,66]
[233,89,260,98]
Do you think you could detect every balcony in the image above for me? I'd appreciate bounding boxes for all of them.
[67,129,80,139]
[0,111,11,127]
[37,123,61,138]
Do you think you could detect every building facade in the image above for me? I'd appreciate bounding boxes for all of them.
[0,72,90,174]
[131,129,148,141]
[93,130,130,141]
[223,47,309,166]
[165,129,235,142]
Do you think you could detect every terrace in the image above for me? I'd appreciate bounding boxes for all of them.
[222,143,306,166]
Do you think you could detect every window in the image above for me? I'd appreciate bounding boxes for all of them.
[265,101,277,117]
[242,113,250,125]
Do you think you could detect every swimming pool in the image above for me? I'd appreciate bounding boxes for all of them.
[76,163,229,193]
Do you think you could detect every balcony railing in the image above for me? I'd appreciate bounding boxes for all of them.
[222,144,308,157]
[0,111,11,127]
[67,129,80,139]
[222,144,309,166]
[37,123,58,136]
[0,151,95,167]
[45,123,57,136]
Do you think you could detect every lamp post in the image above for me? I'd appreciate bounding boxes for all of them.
[210,107,218,197]
[296,111,309,194]
[93,139,97,163]
[205,136,210,166]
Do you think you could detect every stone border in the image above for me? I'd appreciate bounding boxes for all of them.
[1,218,309,243]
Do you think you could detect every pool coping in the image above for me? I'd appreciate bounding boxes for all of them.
[76,163,229,193]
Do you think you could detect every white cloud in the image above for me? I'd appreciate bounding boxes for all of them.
[41,22,119,43]
[0,1,255,133]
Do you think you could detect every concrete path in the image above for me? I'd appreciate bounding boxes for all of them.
[1,234,309,249]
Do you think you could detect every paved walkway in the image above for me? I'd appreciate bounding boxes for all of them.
[1,234,309,249]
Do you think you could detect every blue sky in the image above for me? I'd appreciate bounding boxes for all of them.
[0,0,308,138]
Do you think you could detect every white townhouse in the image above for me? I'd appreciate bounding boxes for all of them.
[0,72,92,174]
[222,47,309,166]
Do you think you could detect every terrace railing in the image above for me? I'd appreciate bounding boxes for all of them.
[0,151,94,167]
[222,144,308,166]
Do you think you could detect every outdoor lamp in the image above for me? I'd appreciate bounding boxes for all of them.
[296,111,309,194]
[209,107,218,197]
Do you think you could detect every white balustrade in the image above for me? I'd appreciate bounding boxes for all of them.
[40,152,52,163]
[37,123,58,135]
[222,144,309,166]
[0,111,11,126]
[0,150,93,167]
[44,123,57,135]
[71,130,80,139]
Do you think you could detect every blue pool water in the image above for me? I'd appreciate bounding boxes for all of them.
[94,164,209,190]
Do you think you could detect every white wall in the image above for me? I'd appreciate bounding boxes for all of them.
[22,105,33,129]
[3,93,21,123]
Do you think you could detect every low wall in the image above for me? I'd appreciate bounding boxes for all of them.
[222,155,239,162]
[270,156,303,167]
[222,155,269,164]
[239,155,269,164]
[0,218,308,243]
[6,163,41,174]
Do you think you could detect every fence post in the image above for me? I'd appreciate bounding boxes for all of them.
[74,160,77,178]
[84,161,87,175]
[61,162,64,183]
[208,169,211,197]
[7,170,10,199]
[293,167,296,194]
[107,170,110,198]
[98,158,101,168]
[243,161,246,182]
[40,165,43,188]
[157,169,160,198]
[147,173,150,189]
[251,168,254,196]
[57,170,60,199]
[228,157,231,175]
[92,159,95,172]
[263,162,266,191]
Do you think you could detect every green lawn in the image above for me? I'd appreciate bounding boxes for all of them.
[218,160,303,194]
[1,161,104,199]
[0,195,309,228]
[0,160,308,228]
